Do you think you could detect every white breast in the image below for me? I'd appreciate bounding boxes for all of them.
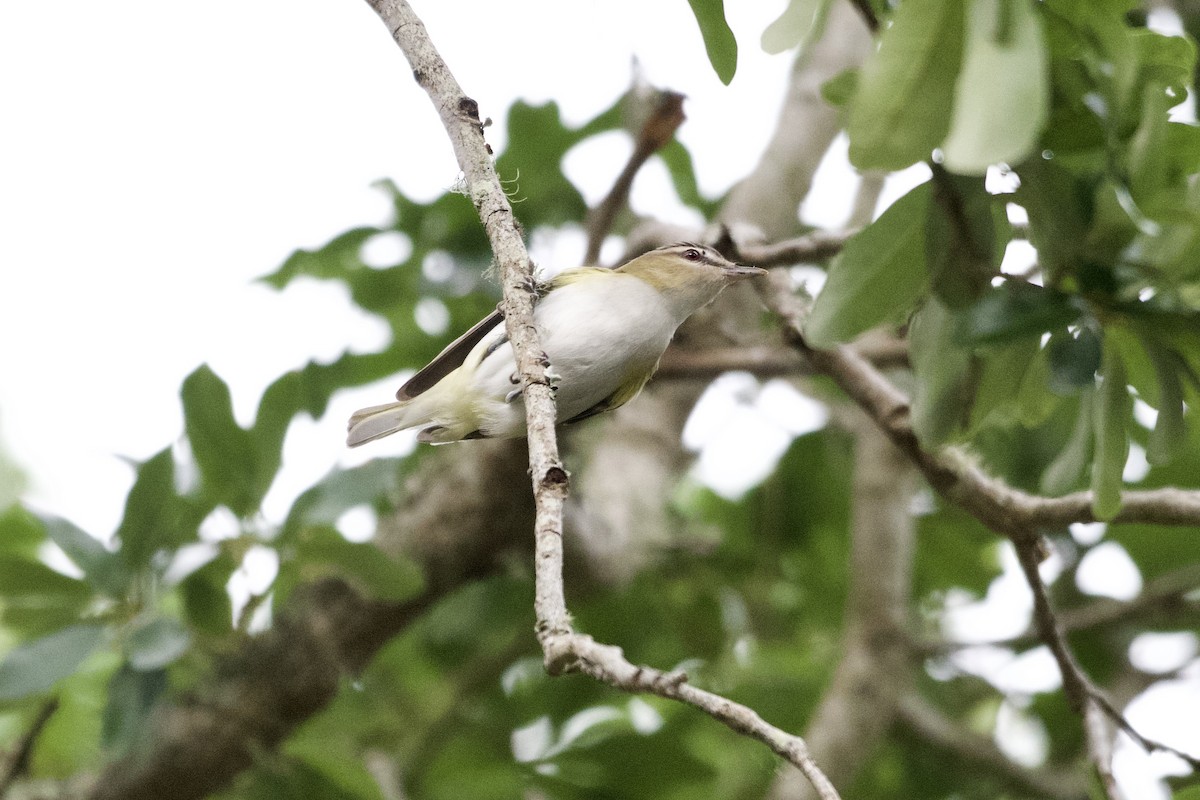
[467,274,675,434]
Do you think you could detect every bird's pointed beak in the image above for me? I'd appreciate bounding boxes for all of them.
[722,264,767,280]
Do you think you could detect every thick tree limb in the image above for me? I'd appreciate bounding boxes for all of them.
[769,419,917,800]
[88,581,433,800]
[373,2,840,795]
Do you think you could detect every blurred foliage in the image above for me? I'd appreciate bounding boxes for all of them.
[2,2,1200,799]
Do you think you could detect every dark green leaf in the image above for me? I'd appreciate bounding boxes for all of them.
[910,299,974,445]
[968,337,1041,430]
[658,140,720,217]
[0,624,106,701]
[956,281,1082,344]
[40,515,129,596]
[180,552,236,636]
[1091,334,1131,519]
[1143,338,1189,466]
[126,617,191,671]
[847,0,964,170]
[1047,326,1102,393]
[806,182,931,346]
[926,173,1000,307]
[101,663,166,753]
[685,0,738,84]
[115,447,198,571]
[283,459,404,538]
[0,555,93,635]
[276,526,423,604]
[1042,390,1095,494]
[495,102,590,228]
[182,365,260,516]
[1014,157,1091,279]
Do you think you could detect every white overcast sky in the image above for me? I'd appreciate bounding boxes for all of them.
[1,3,1195,795]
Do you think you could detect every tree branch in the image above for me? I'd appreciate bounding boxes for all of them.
[757,272,1200,534]
[0,696,59,798]
[896,695,1088,800]
[584,90,685,265]
[88,581,433,800]
[374,2,840,795]
[654,339,907,381]
[755,268,1200,783]
[915,561,1200,655]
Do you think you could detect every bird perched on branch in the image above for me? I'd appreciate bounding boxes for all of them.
[347,242,765,446]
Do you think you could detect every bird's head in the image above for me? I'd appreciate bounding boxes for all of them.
[619,242,766,321]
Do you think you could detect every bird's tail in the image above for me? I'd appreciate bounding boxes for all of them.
[346,400,419,448]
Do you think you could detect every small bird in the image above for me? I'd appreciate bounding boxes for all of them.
[347,242,765,446]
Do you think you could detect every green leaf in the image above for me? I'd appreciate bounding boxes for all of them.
[942,0,1050,174]
[1046,326,1102,393]
[685,0,738,84]
[0,624,106,701]
[910,299,973,445]
[101,663,166,753]
[1042,390,1095,494]
[968,336,1040,430]
[1091,335,1131,519]
[182,365,260,516]
[1013,157,1090,279]
[180,553,236,636]
[283,459,404,537]
[806,182,931,346]
[0,556,93,635]
[761,0,831,55]
[956,281,1082,344]
[126,617,191,671]
[847,0,965,170]
[276,526,423,604]
[40,515,129,596]
[1143,338,1189,466]
[0,505,52,560]
[115,447,197,571]
[821,68,859,108]
[926,173,1000,307]
[1172,784,1200,800]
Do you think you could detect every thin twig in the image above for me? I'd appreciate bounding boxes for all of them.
[655,340,908,381]
[374,3,840,796]
[735,228,857,268]
[914,562,1200,655]
[897,695,1088,800]
[0,697,59,797]
[584,91,685,264]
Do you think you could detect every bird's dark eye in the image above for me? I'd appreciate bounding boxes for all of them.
[683,248,702,261]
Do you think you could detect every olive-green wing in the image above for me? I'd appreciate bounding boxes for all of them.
[562,364,658,425]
